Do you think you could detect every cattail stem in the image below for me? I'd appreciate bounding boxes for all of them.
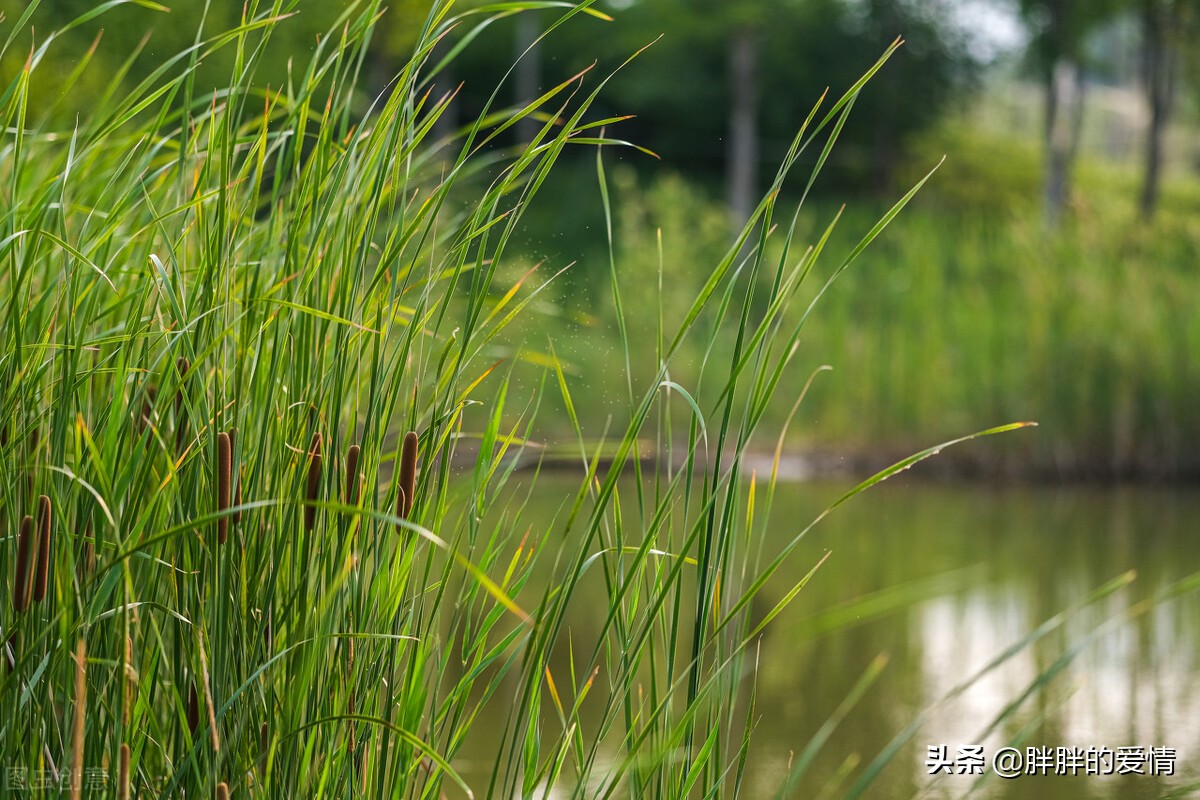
[229,427,243,525]
[13,515,33,612]
[118,743,130,800]
[124,635,134,727]
[71,638,86,800]
[226,424,241,525]
[34,494,52,604]
[344,444,360,505]
[138,385,158,433]
[305,432,322,532]
[175,357,190,452]
[78,518,95,584]
[398,431,418,519]
[217,432,231,544]
[347,637,356,753]
[234,473,243,523]
[198,638,220,752]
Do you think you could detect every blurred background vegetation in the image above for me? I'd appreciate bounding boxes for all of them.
[4,0,1198,478]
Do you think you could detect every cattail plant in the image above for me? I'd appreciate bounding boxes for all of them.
[216,432,231,544]
[262,614,273,655]
[395,486,406,525]
[124,635,134,727]
[24,424,38,498]
[12,515,33,612]
[305,432,322,532]
[346,637,356,753]
[71,637,86,800]
[216,782,229,800]
[33,494,52,604]
[174,357,190,452]
[228,427,242,524]
[137,385,158,433]
[118,742,130,800]
[187,682,199,734]
[198,638,220,752]
[344,444,360,505]
[397,431,418,520]
[78,518,95,583]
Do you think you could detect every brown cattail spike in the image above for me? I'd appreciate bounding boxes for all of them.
[13,515,33,612]
[394,487,406,527]
[216,782,229,800]
[33,494,52,603]
[118,743,130,800]
[216,432,231,544]
[399,431,418,518]
[345,444,360,505]
[305,433,322,532]
[187,682,199,733]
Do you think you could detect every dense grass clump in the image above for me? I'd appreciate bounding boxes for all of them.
[0,2,1090,798]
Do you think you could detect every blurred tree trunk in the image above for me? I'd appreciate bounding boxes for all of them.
[726,26,759,231]
[1139,0,1180,221]
[1020,0,1118,227]
[1043,58,1086,227]
[514,13,541,145]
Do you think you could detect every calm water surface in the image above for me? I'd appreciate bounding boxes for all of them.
[456,478,1200,799]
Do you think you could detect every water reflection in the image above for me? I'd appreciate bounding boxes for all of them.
[458,478,1200,799]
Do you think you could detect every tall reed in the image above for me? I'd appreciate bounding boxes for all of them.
[229,428,242,524]
[70,638,86,800]
[345,444,361,505]
[78,518,95,583]
[397,431,418,520]
[33,494,51,603]
[305,432,322,532]
[216,432,231,544]
[12,515,33,612]
[175,357,190,452]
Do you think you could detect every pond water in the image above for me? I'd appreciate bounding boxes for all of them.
[455,477,1200,799]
